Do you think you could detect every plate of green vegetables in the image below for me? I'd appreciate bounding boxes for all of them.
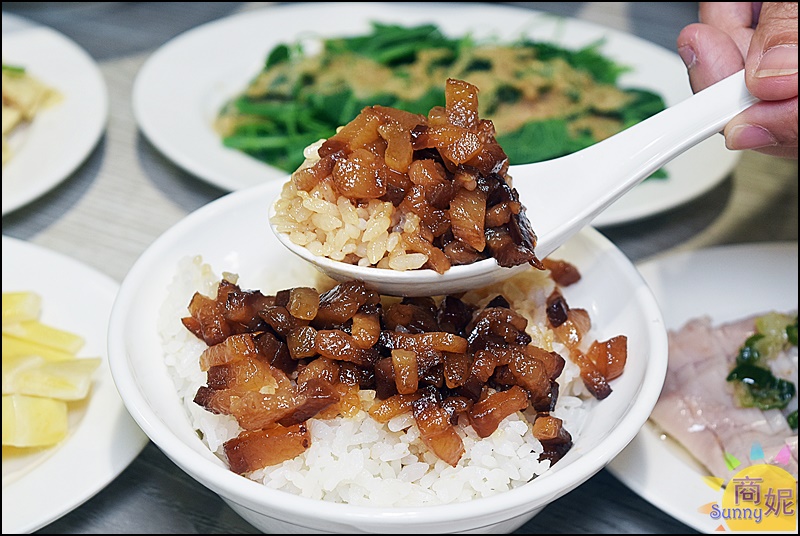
[132,2,740,226]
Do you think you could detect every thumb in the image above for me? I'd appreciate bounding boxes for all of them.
[745,2,798,101]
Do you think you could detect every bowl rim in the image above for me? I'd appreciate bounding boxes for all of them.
[108,181,668,526]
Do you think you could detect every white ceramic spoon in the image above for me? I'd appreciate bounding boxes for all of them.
[271,70,758,296]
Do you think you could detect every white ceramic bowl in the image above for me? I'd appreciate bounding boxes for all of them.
[108,179,668,533]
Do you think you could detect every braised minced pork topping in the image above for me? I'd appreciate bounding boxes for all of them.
[182,266,627,475]
[273,78,542,274]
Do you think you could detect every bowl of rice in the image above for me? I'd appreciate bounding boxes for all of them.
[108,178,668,534]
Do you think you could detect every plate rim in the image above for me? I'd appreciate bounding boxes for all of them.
[1,236,149,534]
[1,14,109,216]
[131,1,740,227]
[606,241,799,534]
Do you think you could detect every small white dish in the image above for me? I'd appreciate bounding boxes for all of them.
[107,178,668,533]
[132,2,739,226]
[606,241,799,534]
[1,13,108,216]
[1,236,149,534]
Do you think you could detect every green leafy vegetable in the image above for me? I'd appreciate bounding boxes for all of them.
[324,23,463,66]
[618,89,668,128]
[216,22,669,176]
[265,44,291,69]
[521,39,629,84]
[497,119,594,163]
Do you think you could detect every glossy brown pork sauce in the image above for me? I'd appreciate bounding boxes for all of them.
[291,77,541,273]
[182,261,627,475]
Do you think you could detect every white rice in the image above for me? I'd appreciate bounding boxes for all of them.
[270,140,435,271]
[158,255,595,506]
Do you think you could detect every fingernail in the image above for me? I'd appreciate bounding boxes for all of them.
[756,45,798,78]
[678,45,696,69]
[727,124,778,150]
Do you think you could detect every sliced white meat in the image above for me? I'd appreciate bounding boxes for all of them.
[650,315,797,481]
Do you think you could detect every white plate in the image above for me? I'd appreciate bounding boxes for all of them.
[1,13,108,216]
[606,242,799,534]
[1,236,149,534]
[132,2,739,227]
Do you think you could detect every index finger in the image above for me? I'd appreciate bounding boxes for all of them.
[698,2,756,57]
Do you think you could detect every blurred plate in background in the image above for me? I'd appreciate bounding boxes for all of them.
[132,2,739,227]
[1,13,108,216]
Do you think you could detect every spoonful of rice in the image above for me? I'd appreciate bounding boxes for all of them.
[270,72,757,297]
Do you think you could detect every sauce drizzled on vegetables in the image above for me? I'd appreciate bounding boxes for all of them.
[216,22,668,175]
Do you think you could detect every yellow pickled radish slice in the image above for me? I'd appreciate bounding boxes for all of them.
[3,357,101,400]
[1,290,98,451]
[2,394,68,447]
[2,319,85,353]
[2,354,46,394]
[2,334,76,362]
[2,291,41,324]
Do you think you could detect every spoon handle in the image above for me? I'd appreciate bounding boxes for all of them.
[515,69,758,257]
[587,68,756,181]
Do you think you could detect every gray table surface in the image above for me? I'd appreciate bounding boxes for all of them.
[2,2,797,534]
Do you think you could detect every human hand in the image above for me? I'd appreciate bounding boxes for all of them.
[677,2,798,159]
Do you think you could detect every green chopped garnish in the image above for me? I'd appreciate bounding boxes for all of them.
[788,410,798,430]
[728,312,798,412]
[787,317,798,346]
[727,363,796,411]
[736,333,764,365]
